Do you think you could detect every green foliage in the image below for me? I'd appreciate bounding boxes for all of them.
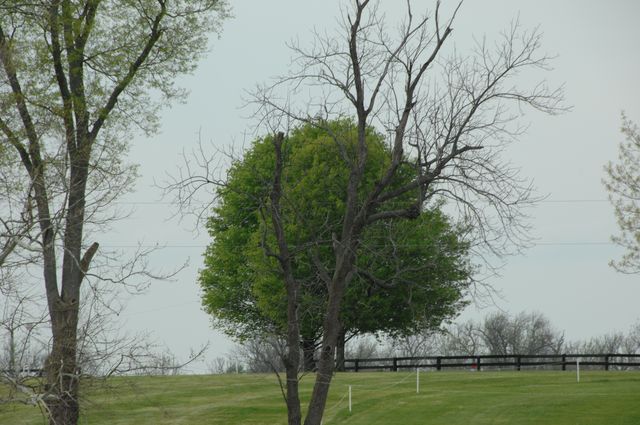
[0,0,230,246]
[200,120,472,342]
[345,210,471,337]
[0,0,229,137]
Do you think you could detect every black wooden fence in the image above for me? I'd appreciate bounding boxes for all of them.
[344,354,640,372]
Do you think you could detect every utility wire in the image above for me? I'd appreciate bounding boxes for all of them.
[99,241,616,249]
[98,199,616,248]
[113,199,611,206]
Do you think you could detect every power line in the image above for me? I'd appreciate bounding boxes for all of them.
[534,242,613,246]
[113,199,611,206]
[100,241,616,249]
[538,199,609,204]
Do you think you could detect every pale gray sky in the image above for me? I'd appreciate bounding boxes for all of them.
[107,0,640,371]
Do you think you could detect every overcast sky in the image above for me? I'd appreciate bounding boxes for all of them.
[104,0,640,371]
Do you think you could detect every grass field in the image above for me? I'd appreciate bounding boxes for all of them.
[1,370,639,424]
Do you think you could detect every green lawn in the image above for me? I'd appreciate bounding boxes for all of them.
[1,371,639,424]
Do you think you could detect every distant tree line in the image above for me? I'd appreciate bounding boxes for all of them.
[392,311,640,358]
[215,311,640,374]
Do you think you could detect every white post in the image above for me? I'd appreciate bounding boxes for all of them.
[348,385,352,413]
[416,368,420,394]
[576,357,581,383]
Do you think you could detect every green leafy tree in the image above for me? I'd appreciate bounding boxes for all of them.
[200,120,472,370]
[604,114,640,274]
[0,1,228,423]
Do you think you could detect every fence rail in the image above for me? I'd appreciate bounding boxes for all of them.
[344,354,640,372]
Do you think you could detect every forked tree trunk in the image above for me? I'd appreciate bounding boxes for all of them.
[40,160,93,425]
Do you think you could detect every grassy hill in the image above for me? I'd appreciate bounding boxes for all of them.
[1,370,639,424]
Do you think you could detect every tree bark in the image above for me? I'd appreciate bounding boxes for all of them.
[302,337,317,372]
[46,305,80,425]
[41,127,92,424]
[270,133,302,425]
[335,325,346,372]
[304,254,355,425]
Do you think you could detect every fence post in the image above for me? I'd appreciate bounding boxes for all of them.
[436,356,441,371]
[516,355,521,371]
[392,357,398,372]
[476,356,481,372]
[576,357,581,383]
[605,355,610,371]
[562,354,566,371]
[354,359,359,373]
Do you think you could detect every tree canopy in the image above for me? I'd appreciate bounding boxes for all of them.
[200,120,472,351]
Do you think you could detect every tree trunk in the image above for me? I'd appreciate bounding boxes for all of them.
[304,111,365,424]
[284,291,302,425]
[304,294,342,425]
[270,133,302,425]
[304,258,354,425]
[284,348,302,425]
[335,326,346,372]
[302,337,317,372]
[45,305,80,425]
[39,153,91,425]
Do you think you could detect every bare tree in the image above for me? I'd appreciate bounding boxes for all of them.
[234,336,286,374]
[623,321,640,354]
[566,332,626,355]
[206,356,230,374]
[0,273,49,409]
[345,336,393,359]
[604,114,640,274]
[397,313,637,364]
[393,312,564,359]
[440,321,484,356]
[563,321,640,369]
[72,282,207,378]
[249,2,563,423]
[0,267,206,420]
[479,311,564,356]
